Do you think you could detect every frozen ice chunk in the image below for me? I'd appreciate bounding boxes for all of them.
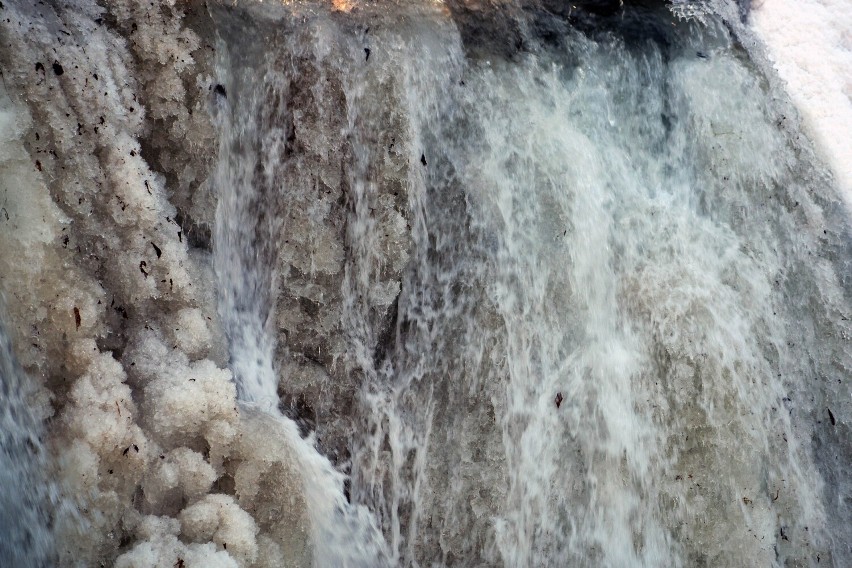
[179,494,259,566]
[136,514,181,540]
[59,439,100,492]
[67,352,135,448]
[172,307,212,359]
[64,349,152,496]
[132,332,238,448]
[144,448,217,510]
[115,534,238,568]
[225,410,312,566]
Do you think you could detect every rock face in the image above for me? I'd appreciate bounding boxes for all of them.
[208,2,417,470]
[268,47,413,464]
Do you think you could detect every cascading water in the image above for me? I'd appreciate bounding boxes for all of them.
[208,1,851,566]
[0,325,55,567]
[210,11,390,564]
[0,0,849,566]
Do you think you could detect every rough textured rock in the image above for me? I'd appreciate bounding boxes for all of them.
[269,55,414,464]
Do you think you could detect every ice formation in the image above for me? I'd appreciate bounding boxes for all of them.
[0,1,303,565]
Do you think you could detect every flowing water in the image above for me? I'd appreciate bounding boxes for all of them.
[0,323,55,567]
[207,2,852,566]
[210,11,392,563]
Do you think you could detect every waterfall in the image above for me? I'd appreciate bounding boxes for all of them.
[208,2,851,565]
[210,9,390,565]
[0,0,849,566]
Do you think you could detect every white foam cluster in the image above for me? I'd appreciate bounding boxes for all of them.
[114,515,239,568]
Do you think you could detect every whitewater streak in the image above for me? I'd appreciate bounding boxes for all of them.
[211,21,390,564]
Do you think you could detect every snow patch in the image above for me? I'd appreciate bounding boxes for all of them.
[751,0,852,206]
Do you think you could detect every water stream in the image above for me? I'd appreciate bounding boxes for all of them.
[203,2,850,566]
[210,13,391,563]
[0,325,55,567]
[206,2,851,566]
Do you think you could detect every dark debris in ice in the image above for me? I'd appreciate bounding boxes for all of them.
[174,210,212,251]
[122,444,138,456]
[555,392,563,408]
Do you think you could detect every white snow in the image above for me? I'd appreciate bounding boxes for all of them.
[751,0,852,206]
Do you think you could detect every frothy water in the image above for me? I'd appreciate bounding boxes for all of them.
[208,1,850,566]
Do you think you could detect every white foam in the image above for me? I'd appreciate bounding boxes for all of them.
[751,0,852,206]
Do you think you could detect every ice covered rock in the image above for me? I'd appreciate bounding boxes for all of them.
[116,514,239,568]
[179,494,259,566]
